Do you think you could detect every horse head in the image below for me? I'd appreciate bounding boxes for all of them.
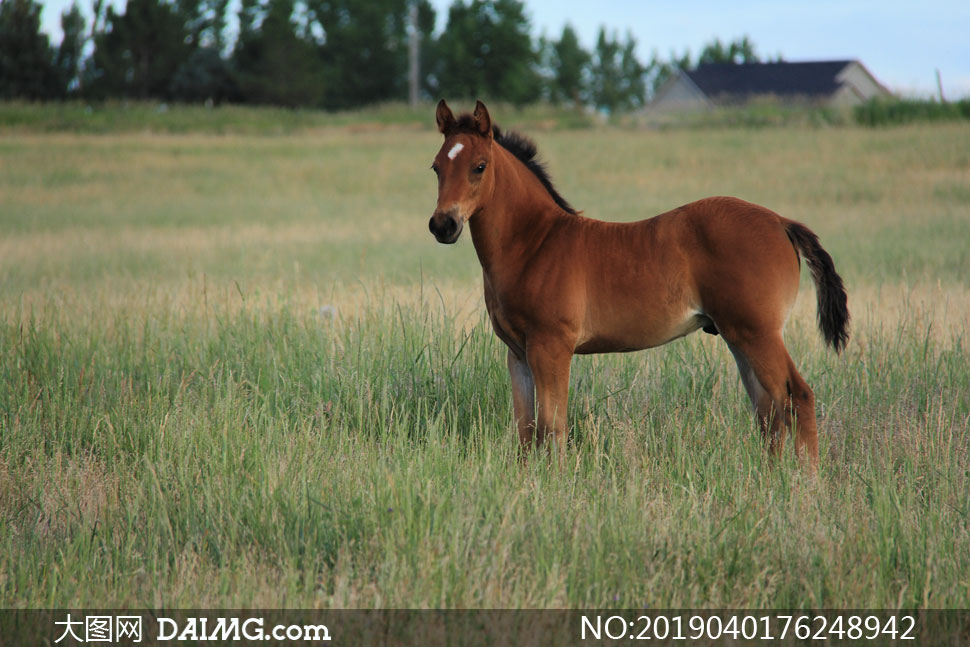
[428,100,495,244]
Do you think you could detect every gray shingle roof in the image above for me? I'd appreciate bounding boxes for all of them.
[685,61,855,99]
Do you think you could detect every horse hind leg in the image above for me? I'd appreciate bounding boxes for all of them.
[727,341,785,456]
[785,356,819,472]
[726,336,819,472]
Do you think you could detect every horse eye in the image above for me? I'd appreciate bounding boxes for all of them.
[474,162,487,174]
[431,164,439,175]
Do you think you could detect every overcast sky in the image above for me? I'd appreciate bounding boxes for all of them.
[39,0,970,98]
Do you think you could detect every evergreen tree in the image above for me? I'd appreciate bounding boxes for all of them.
[646,49,691,97]
[53,3,86,96]
[89,0,194,99]
[308,0,434,109]
[549,23,589,105]
[698,35,759,65]
[2,0,774,112]
[169,0,235,102]
[231,0,325,106]
[176,0,229,50]
[429,0,539,106]
[0,0,59,99]
[619,34,646,108]
[170,45,237,102]
[590,28,645,113]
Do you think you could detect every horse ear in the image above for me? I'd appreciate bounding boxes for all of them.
[473,100,492,138]
[436,99,456,134]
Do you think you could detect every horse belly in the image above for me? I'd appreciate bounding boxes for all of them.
[575,309,707,354]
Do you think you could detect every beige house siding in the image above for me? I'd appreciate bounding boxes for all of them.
[830,84,865,106]
[835,62,892,104]
[651,76,712,111]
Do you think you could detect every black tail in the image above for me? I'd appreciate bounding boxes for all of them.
[785,221,850,353]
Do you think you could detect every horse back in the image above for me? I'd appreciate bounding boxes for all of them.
[572,197,802,351]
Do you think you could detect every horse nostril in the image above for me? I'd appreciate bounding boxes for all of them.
[430,212,461,243]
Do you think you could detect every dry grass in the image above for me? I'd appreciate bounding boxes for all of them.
[1,121,968,609]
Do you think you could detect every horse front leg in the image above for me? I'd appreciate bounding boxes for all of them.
[525,337,573,461]
[506,348,536,453]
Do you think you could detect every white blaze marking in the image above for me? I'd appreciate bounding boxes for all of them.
[447,142,464,160]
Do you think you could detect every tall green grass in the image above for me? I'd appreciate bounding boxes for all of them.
[10,99,969,136]
[0,122,968,608]
[0,101,593,135]
[2,291,968,608]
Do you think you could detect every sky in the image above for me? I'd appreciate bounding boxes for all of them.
[38,0,970,98]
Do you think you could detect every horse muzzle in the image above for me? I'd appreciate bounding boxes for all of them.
[429,211,463,244]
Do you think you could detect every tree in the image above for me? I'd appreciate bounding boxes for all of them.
[548,23,589,105]
[231,0,326,106]
[169,0,236,102]
[88,0,194,99]
[170,45,238,102]
[646,49,690,97]
[307,0,435,109]
[429,0,540,106]
[52,3,86,96]
[618,34,646,108]
[698,35,759,65]
[0,0,59,99]
[589,28,646,113]
[176,0,230,51]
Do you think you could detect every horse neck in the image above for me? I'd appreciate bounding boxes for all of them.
[468,145,563,277]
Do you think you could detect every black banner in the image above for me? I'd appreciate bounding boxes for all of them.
[1,609,968,646]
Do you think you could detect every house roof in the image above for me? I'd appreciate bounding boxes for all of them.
[684,60,856,99]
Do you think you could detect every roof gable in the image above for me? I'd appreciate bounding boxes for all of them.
[685,60,855,99]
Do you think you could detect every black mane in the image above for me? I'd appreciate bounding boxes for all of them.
[451,115,578,215]
[492,126,578,215]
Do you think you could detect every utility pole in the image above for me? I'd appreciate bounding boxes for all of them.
[935,69,946,103]
[408,1,420,106]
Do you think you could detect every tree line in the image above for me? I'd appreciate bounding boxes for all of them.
[1,0,768,112]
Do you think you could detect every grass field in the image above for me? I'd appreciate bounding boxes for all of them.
[1,111,969,609]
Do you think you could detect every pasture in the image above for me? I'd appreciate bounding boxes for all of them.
[1,116,969,608]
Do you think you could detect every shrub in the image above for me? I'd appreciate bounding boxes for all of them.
[854,98,970,126]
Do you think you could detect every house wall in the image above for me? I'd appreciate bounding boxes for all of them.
[651,76,710,111]
[834,62,893,104]
[829,85,864,107]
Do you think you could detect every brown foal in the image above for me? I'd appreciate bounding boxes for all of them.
[428,100,848,471]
